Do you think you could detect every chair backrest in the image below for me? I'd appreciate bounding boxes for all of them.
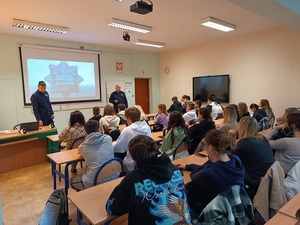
[257,117,271,132]
[253,161,287,222]
[93,158,124,186]
[70,136,86,149]
[107,129,121,141]
[172,140,189,160]
[199,185,254,225]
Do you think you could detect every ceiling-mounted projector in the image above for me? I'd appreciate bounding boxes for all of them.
[130,0,153,15]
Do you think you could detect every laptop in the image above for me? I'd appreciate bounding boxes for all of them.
[20,121,39,132]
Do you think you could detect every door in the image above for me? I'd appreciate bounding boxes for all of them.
[135,78,150,113]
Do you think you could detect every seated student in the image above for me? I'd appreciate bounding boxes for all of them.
[153,103,169,131]
[218,105,238,135]
[237,102,250,122]
[182,101,197,125]
[229,116,274,199]
[114,107,152,170]
[188,108,215,154]
[260,99,275,126]
[167,96,183,114]
[177,129,245,216]
[99,105,120,134]
[268,112,300,174]
[59,110,87,174]
[267,107,298,140]
[117,103,127,125]
[159,111,188,157]
[229,103,239,122]
[70,120,114,190]
[134,104,148,121]
[181,95,191,114]
[206,94,223,120]
[106,135,191,225]
[194,100,202,117]
[89,106,102,122]
[249,103,267,122]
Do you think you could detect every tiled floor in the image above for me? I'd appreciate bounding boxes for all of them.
[0,162,83,225]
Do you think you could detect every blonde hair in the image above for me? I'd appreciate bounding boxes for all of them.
[134,105,148,121]
[223,106,237,124]
[260,99,274,117]
[238,116,263,140]
[238,102,249,116]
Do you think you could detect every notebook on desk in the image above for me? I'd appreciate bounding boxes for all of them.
[20,121,39,132]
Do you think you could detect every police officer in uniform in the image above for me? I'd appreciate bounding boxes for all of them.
[30,81,54,127]
[109,84,128,113]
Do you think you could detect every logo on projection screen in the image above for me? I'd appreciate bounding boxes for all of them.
[45,61,83,97]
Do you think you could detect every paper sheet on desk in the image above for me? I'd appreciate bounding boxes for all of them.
[0,130,10,134]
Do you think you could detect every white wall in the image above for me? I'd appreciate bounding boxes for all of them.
[0,34,160,132]
[160,26,300,118]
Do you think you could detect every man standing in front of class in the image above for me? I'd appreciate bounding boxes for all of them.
[109,84,128,113]
[30,81,54,127]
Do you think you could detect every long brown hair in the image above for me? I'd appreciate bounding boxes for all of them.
[167,111,188,147]
[158,103,168,116]
[260,99,274,117]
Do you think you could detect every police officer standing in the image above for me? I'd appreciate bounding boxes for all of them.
[30,81,54,127]
[109,84,128,113]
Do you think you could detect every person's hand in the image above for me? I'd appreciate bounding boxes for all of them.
[228,129,238,139]
[114,100,118,103]
[175,163,186,170]
[51,114,55,119]
[38,120,43,127]
[276,117,284,125]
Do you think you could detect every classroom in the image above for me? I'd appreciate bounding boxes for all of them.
[1,0,300,224]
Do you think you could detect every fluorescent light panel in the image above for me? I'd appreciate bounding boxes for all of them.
[200,17,236,32]
[12,18,68,34]
[134,39,165,48]
[106,18,152,33]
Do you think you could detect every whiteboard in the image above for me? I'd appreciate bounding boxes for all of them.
[105,81,125,104]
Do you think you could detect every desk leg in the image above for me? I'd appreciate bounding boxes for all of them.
[52,161,57,190]
[65,163,70,196]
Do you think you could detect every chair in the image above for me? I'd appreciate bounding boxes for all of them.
[198,185,254,225]
[77,158,124,225]
[172,140,189,160]
[253,161,287,223]
[93,157,124,186]
[257,117,271,132]
[107,129,121,141]
[70,136,86,169]
[13,123,20,130]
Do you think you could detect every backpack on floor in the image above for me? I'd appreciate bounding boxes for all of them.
[39,189,70,225]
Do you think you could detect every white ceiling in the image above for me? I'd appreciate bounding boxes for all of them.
[1,0,300,52]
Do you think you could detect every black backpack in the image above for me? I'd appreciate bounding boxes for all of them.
[39,189,70,225]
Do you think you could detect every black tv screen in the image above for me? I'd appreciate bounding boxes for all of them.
[193,75,230,102]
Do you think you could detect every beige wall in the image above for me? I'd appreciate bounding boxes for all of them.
[160,26,300,118]
[0,34,160,131]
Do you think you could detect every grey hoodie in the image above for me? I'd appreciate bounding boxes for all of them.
[79,132,114,188]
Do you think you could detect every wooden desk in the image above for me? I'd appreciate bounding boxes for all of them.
[47,149,84,195]
[214,118,224,127]
[279,191,300,219]
[152,131,164,143]
[69,153,208,224]
[145,113,156,120]
[259,128,271,137]
[265,212,297,224]
[119,124,126,131]
[69,177,123,225]
[148,120,155,126]
[0,126,57,173]
[173,153,208,183]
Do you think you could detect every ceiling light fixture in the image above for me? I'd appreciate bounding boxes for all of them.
[12,18,68,34]
[106,18,152,33]
[134,39,165,48]
[200,17,236,32]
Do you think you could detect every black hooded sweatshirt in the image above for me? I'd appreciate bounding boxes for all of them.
[106,153,191,225]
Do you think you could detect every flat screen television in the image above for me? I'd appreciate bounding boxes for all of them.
[193,75,230,103]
